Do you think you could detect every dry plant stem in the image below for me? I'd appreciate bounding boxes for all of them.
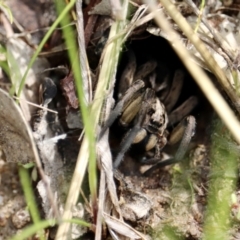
[184,0,234,61]
[76,0,92,102]
[12,96,58,113]
[134,7,159,27]
[101,152,122,219]
[84,15,98,48]
[96,100,113,239]
[55,1,129,238]
[98,96,122,219]
[198,35,232,67]
[1,12,14,37]
[99,5,155,62]
[144,0,240,144]
[2,14,32,122]
[122,5,148,42]
[56,139,89,240]
[97,130,123,236]
[103,213,148,239]
[98,97,123,225]
[159,0,240,113]
[95,167,105,240]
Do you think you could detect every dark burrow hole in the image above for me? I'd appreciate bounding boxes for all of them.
[110,35,213,176]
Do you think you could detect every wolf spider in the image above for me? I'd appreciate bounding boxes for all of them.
[100,51,198,175]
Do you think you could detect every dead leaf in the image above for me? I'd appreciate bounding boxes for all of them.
[6,37,49,122]
[0,88,37,163]
[104,213,149,239]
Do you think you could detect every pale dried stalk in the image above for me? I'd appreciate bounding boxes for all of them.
[184,0,235,61]
[158,0,240,113]
[95,165,105,240]
[144,0,240,144]
[76,0,92,102]
[55,1,129,239]
[13,96,58,114]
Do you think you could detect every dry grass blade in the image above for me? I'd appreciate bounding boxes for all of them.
[159,0,240,114]
[144,0,240,145]
[76,0,92,102]
[55,1,129,239]
[184,0,234,61]
[95,167,105,240]
[96,129,123,239]
[103,213,148,239]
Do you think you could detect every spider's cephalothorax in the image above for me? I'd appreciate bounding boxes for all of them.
[100,51,197,173]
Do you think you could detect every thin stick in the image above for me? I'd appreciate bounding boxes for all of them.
[12,96,58,114]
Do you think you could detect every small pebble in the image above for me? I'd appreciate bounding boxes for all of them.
[11,209,31,229]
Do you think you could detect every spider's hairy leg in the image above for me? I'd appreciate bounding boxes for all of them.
[133,59,157,81]
[143,115,196,176]
[164,69,184,112]
[118,50,137,99]
[33,78,57,132]
[172,115,196,161]
[39,77,57,106]
[99,80,145,139]
[113,88,155,169]
[168,96,198,126]
[119,90,144,127]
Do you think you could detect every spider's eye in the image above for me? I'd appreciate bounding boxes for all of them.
[150,119,162,128]
[149,109,155,115]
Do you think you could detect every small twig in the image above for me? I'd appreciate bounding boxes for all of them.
[12,96,58,114]
[84,0,100,48]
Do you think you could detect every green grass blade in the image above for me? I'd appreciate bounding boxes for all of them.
[18,166,44,240]
[10,219,56,240]
[17,0,77,97]
[54,0,97,203]
[64,218,92,227]
[19,166,41,223]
